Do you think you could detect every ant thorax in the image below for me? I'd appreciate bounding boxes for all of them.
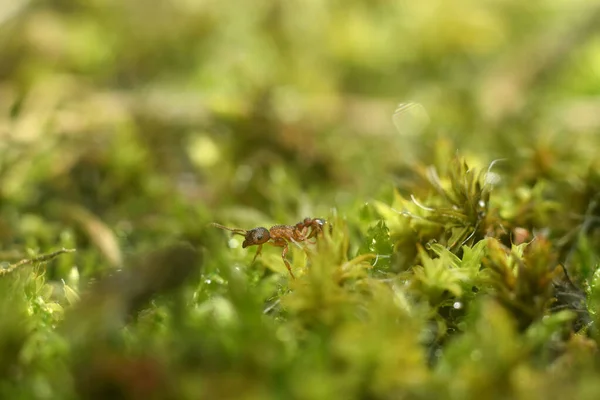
[269,225,297,240]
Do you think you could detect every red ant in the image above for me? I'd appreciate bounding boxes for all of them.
[211,218,327,279]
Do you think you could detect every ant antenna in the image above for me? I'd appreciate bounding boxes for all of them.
[210,223,248,237]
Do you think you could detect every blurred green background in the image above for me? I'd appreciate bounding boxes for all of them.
[2,0,599,235]
[1,0,600,399]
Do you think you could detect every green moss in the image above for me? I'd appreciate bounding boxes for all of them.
[2,1,600,399]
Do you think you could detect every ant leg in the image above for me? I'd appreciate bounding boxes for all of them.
[280,243,296,280]
[269,239,295,279]
[295,223,309,238]
[251,244,263,264]
[305,220,325,240]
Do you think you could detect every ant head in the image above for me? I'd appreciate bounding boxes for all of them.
[243,227,270,248]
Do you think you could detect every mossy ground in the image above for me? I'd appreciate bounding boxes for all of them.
[1,1,600,399]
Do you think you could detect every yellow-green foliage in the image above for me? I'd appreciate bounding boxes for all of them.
[1,1,600,399]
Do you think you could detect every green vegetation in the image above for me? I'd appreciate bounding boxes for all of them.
[1,1,600,399]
